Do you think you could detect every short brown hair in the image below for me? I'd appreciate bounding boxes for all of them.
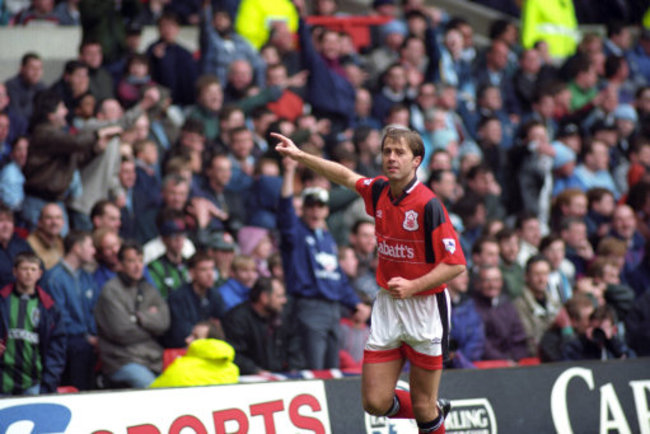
[565,293,594,321]
[381,127,425,161]
[195,74,220,97]
[13,251,42,269]
[587,187,614,208]
[188,251,215,269]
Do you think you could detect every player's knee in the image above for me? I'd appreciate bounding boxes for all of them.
[362,394,392,416]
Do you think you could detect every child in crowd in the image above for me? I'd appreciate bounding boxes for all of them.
[237,226,274,278]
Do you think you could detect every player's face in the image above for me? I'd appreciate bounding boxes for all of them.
[381,138,421,183]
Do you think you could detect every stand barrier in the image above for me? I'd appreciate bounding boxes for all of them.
[0,358,648,434]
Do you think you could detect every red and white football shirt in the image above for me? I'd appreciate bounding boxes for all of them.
[355,175,466,295]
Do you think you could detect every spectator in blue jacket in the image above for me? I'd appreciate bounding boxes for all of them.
[446,270,485,368]
[217,254,259,314]
[164,252,225,348]
[42,230,100,390]
[0,251,66,395]
[277,157,370,370]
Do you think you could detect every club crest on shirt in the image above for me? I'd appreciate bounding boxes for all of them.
[443,238,456,254]
[376,210,383,219]
[403,210,419,231]
[31,307,40,328]
[363,179,372,186]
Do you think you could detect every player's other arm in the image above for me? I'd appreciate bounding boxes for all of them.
[411,262,466,294]
[272,132,363,191]
[387,262,466,299]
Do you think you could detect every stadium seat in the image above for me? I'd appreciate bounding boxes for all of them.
[473,360,514,369]
[163,348,187,371]
[57,386,79,394]
[305,16,392,51]
[518,357,541,366]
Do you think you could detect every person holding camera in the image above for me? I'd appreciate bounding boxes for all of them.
[561,304,635,361]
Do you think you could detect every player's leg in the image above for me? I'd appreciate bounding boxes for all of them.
[361,290,408,417]
[401,291,452,432]
[361,357,404,416]
[409,365,446,433]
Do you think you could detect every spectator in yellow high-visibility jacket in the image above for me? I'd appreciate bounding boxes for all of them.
[521,0,579,60]
[234,0,299,50]
[150,321,239,388]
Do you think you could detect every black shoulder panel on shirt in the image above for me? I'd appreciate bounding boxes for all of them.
[371,178,388,212]
[423,197,447,263]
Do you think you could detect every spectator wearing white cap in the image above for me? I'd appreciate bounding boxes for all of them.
[277,157,370,370]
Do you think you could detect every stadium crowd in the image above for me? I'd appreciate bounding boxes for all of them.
[0,0,649,394]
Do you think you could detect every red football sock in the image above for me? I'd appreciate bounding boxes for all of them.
[389,389,415,419]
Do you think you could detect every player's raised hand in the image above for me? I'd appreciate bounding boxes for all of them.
[272,132,301,160]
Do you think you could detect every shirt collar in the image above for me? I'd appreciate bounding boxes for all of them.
[388,176,419,205]
[61,259,80,277]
